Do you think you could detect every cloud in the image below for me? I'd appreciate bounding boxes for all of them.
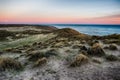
[104,14,120,18]
[93,13,120,19]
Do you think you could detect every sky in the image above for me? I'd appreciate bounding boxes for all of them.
[0,0,120,24]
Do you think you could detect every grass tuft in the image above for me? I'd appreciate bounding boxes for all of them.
[105,55,119,61]
[0,57,23,71]
[87,43,105,57]
[33,57,47,67]
[70,54,88,67]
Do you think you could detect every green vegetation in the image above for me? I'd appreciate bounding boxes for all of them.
[0,33,56,51]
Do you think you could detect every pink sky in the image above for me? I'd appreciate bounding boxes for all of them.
[1,15,120,24]
[0,0,120,24]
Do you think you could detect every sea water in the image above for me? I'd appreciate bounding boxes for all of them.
[53,24,120,36]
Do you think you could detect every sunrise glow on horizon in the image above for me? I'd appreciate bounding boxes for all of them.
[0,0,120,24]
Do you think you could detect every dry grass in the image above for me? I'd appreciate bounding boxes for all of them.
[109,44,118,50]
[4,48,13,52]
[92,58,101,64]
[105,55,119,61]
[53,28,91,40]
[104,44,118,50]
[72,45,82,49]
[103,39,120,45]
[34,57,47,67]
[27,51,45,61]
[102,34,120,39]
[88,43,105,56]
[45,49,58,57]
[0,30,15,41]
[0,57,23,71]
[28,49,58,61]
[70,54,89,67]
[92,43,101,49]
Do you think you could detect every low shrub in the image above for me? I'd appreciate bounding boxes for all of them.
[109,44,118,50]
[92,58,101,64]
[34,57,47,67]
[70,54,89,67]
[45,49,58,57]
[106,55,119,61]
[28,51,45,61]
[0,57,23,71]
[28,49,58,61]
[87,43,105,57]
[4,48,13,52]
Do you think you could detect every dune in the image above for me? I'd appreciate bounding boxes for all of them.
[0,25,120,80]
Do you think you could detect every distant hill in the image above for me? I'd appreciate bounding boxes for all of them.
[53,28,91,40]
[0,24,58,31]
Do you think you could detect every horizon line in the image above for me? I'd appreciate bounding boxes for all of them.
[0,23,120,26]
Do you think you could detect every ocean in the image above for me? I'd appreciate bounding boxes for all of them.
[52,24,120,36]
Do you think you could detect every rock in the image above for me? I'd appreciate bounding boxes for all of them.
[70,54,89,67]
[87,43,105,56]
[34,57,47,67]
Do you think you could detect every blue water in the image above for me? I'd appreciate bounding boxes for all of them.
[53,25,120,36]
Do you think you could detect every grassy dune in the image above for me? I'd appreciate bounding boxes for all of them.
[0,25,120,80]
[0,33,56,50]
